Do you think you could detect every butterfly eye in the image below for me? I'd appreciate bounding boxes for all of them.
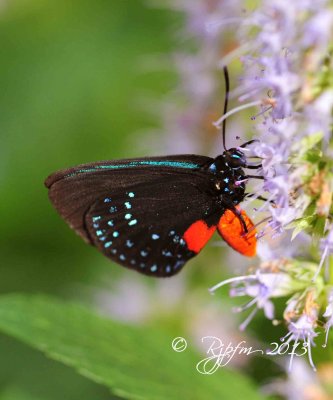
[226,149,247,167]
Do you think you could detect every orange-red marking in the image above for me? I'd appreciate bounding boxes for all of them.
[183,220,216,253]
[217,208,256,257]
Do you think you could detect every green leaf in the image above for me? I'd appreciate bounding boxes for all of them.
[0,294,263,400]
[0,386,43,400]
[313,215,327,237]
[291,132,323,163]
[290,216,313,240]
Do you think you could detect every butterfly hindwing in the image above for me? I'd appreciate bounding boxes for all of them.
[85,174,221,277]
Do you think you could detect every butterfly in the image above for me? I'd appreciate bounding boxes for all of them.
[45,67,262,277]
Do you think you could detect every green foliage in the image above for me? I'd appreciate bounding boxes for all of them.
[0,294,263,400]
[0,386,43,400]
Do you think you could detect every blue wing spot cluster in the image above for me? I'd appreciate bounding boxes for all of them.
[88,185,196,277]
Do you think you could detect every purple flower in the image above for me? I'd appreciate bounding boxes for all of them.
[158,0,333,374]
[282,313,318,372]
[323,289,333,348]
[210,269,297,331]
[282,291,319,371]
[313,227,333,280]
[303,10,333,48]
[262,358,321,399]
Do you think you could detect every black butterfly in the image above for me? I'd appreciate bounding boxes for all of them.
[45,67,262,277]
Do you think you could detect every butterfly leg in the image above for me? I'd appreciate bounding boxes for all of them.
[240,139,259,148]
[246,175,264,180]
[245,193,275,205]
[225,204,248,234]
[245,164,262,169]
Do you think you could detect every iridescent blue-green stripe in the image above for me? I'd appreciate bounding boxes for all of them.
[66,160,200,177]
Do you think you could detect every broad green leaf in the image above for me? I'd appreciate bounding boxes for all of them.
[0,386,43,400]
[0,294,263,400]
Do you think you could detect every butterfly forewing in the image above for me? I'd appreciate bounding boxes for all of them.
[45,155,212,244]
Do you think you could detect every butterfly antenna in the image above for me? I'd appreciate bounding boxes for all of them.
[222,65,230,151]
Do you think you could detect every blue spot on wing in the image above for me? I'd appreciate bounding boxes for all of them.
[209,163,217,172]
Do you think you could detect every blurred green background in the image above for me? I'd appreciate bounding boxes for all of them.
[0,1,178,398]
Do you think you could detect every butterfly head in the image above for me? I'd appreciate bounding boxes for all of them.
[223,148,247,168]
[209,148,247,173]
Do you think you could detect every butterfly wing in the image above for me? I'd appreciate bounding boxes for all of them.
[45,155,211,244]
[85,176,221,276]
[217,208,257,257]
[45,155,222,276]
